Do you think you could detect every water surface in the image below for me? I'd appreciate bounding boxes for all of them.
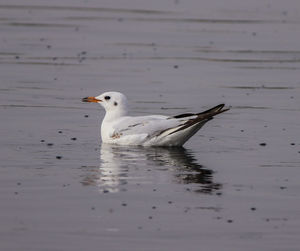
[0,0,300,250]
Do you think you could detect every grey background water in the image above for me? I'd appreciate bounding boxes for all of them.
[1,0,300,250]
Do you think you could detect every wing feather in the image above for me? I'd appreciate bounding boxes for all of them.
[110,104,229,146]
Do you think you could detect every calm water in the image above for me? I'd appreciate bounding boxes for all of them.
[1,0,300,250]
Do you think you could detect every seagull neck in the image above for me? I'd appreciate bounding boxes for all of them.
[103,109,128,122]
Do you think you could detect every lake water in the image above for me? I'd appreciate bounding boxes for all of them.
[0,0,300,250]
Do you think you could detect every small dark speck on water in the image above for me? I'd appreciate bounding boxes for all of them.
[1,1,299,249]
[79,57,85,63]
[184,207,191,213]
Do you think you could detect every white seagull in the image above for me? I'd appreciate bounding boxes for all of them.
[82,91,229,147]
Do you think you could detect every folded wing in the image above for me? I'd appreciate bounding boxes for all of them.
[111,104,229,146]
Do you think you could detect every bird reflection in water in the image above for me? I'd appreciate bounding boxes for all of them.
[80,144,221,194]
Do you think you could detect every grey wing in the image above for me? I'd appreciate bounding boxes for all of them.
[113,104,229,142]
[114,115,181,137]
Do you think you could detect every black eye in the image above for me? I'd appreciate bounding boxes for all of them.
[104,96,110,100]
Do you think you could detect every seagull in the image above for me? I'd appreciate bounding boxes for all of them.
[82,91,229,147]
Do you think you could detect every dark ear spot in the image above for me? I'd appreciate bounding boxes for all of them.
[114,101,118,106]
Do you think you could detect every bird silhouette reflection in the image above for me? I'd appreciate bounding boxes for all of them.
[81,144,222,194]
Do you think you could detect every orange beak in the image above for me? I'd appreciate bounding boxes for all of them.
[82,97,102,103]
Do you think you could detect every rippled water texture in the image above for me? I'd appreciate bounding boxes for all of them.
[0,0,300,250]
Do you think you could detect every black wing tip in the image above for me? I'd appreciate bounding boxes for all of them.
[215,104,225,112]
[218,104,231,111]
[173,113,195,119]
[166,104,230,137]
[172,104,230,119]
[217,104,230,114]
[198,104,230,116]
[211,105,230,117]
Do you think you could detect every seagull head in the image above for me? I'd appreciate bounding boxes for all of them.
[82,91,128,117]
